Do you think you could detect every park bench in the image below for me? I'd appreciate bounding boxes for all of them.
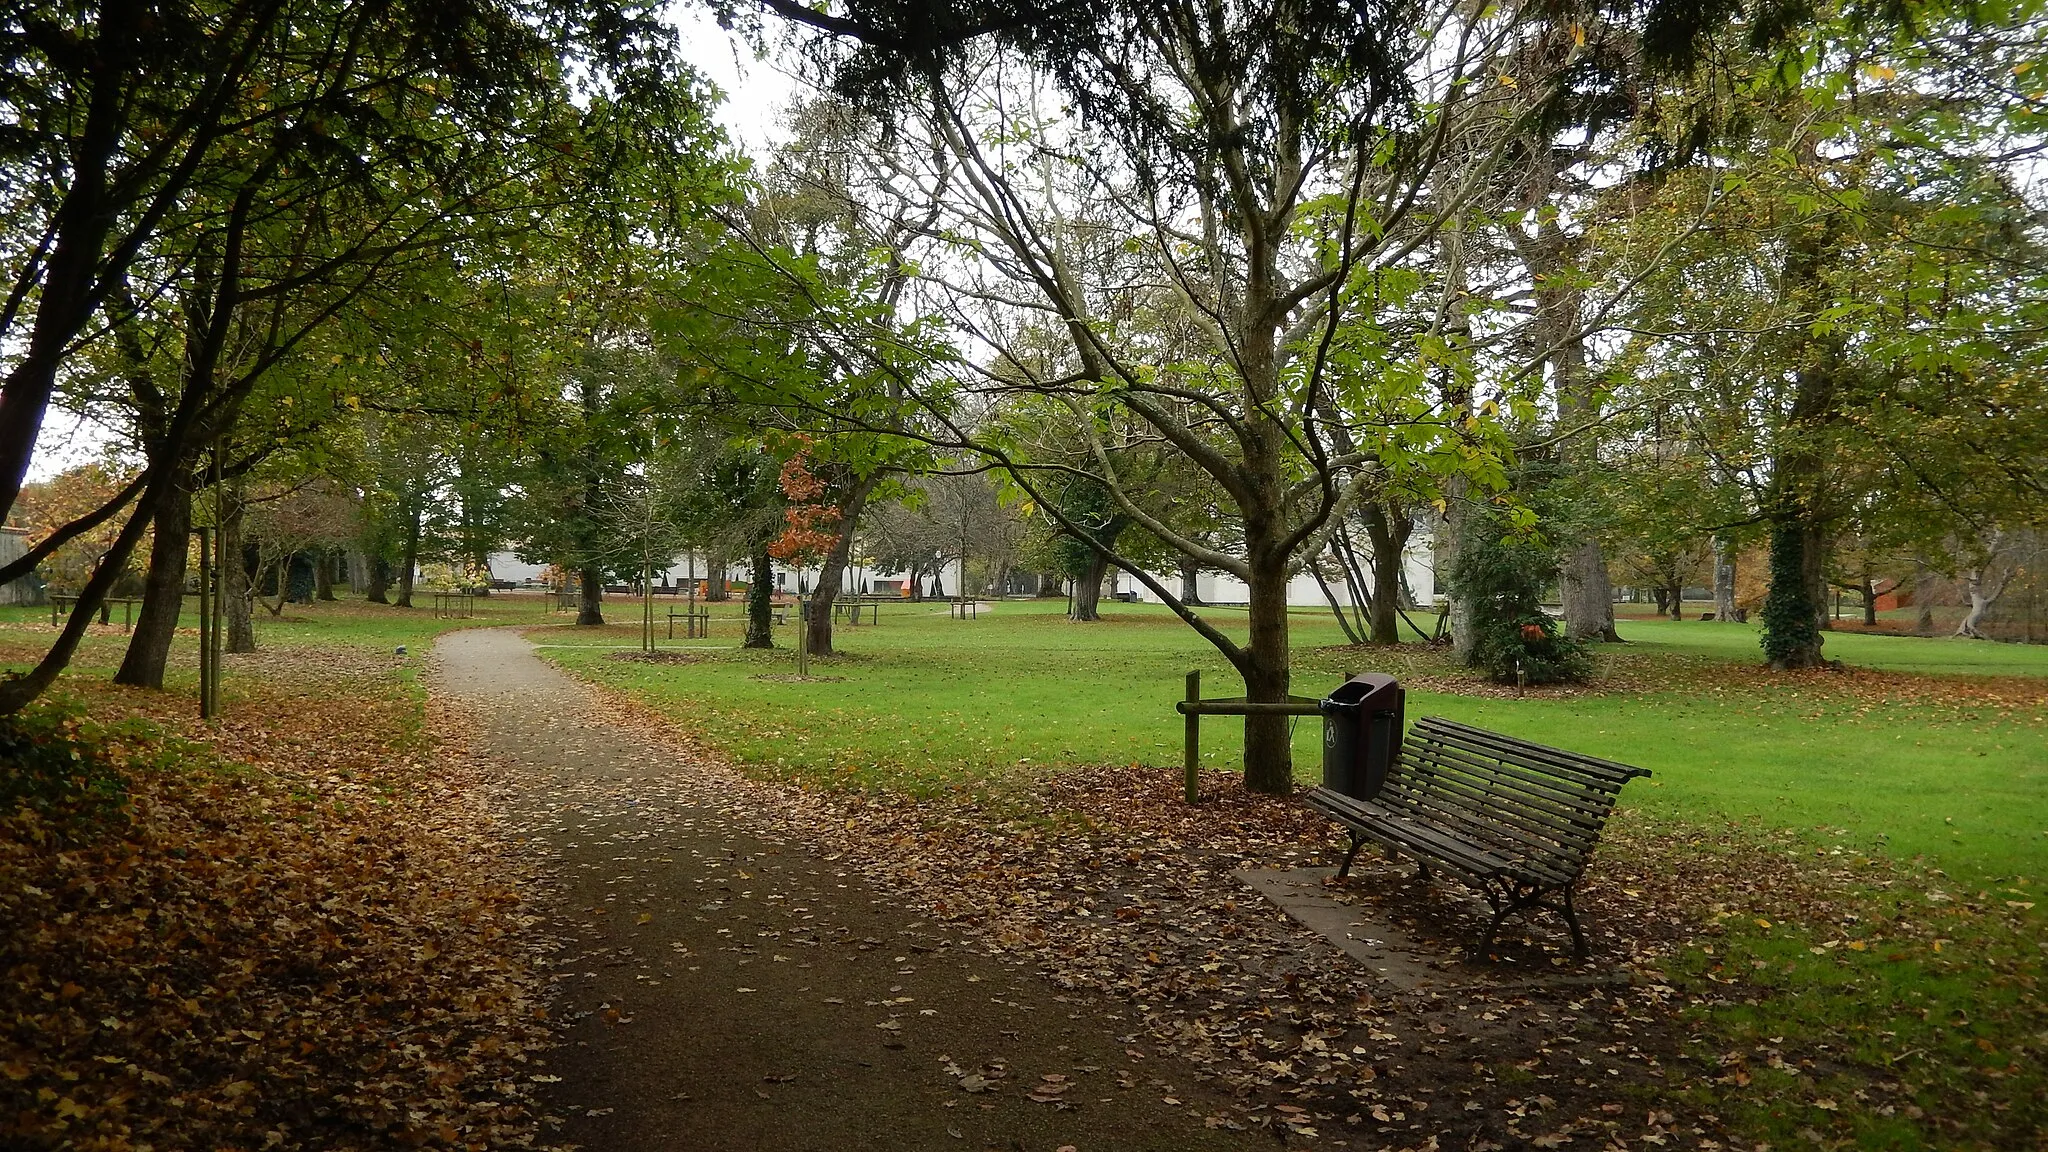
[50,594,143,631]
[666,605,710,639]
[1305,716,1649,959]
[432,590,475,619]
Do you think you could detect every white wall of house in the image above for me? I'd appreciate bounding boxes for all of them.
[485,549,966,599]
[1124,531,1437,608]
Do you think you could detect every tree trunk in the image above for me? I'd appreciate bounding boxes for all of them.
[0,43,135,532]
[315,549,335,601]
[394,505,423,608]
[577,563,604,626]
[1914,558,1935,635]
[1956,569,1990,637]
[805,477,876,659]
[1954,559,2009,639]
[223,488,255,654]
[1440,483,1478,661]
[347,546,369,593]
[263,556,288,615]
[1517,207,1620,645]
[1712,536,1738,622]
[1759,204,1842,669]
[705,555,730,601]
[1177,557,1204,606]
[1360,503,1411,646]
[1651,587,1668,616]
[365,555,390,604]
[1239,561,1294,795]
[743,544,774,649]
[1861,575,1878,627]
[1561,541,1621,641]
[114,479,193,689]
[1668,577,1684,620]
[1069,553,1109,621]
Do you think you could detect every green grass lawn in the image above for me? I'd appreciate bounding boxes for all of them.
[12,592,2037,881]
[538,597,2047,885]
[0,594,556,710]
[543,596,2046,1149]
[8,591,2040,1149]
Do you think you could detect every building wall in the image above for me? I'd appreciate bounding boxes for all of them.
[0,527,41,606]
[1124,533,1437,609]
[485,550,966,599]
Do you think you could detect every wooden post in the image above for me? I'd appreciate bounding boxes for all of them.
[1183,669,1200,803]
[642,558,655,653]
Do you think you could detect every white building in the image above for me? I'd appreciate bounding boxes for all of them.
[1127,531,1437,609]
[487,537,1434,610]
[483,549,964,599]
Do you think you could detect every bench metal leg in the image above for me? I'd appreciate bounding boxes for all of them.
[1469,881,1589,962]
[1336,834,1366,879]
[1560,888,1589,960]
[1474,899,1511,959]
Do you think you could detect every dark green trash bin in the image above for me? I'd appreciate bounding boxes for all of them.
[1318,673,1405,799]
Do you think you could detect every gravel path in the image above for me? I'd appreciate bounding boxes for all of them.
[435,628,1264,1152]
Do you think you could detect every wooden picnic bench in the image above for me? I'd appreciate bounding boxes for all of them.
[51,594,143,631]
[1306,716,1649,959]
[666,605,710,639]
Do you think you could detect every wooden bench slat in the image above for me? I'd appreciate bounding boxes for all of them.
[1376,785,1598,874]
[1317,782,1586,888]
[1386,774,1609,859]
[1385,750,1613,846]
[1306,789,1516,879]
[1417,721,1649,785]
[1383,796,1594,877]
[1387,752,1615,833]
[1393,763,1618,849]
[1404,732,1637,814]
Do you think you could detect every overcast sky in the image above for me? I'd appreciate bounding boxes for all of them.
[24,10,805,485]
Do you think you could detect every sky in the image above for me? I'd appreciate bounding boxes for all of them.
[671,4,805,156]
[23,7,805,486]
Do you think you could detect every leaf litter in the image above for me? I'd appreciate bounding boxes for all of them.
[569,673,2041,1151]
[1,646,557,1151]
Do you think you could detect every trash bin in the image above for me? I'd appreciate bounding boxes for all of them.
[1318,673,1405,799]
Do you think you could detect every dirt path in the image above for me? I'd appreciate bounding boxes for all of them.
[435,628,1265,1152]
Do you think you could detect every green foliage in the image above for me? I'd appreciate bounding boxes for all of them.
[1446,513,1593,685]
[1037,474,1121,580]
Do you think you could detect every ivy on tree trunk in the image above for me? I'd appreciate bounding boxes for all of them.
[743,545,774,649]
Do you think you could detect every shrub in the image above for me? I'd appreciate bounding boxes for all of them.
[1447,513,1593,685]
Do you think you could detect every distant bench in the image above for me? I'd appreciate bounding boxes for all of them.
[1306,716,1649,959]
[50,595,143,631]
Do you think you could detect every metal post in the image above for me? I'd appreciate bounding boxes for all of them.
[1183,669,1200,803]
[209,516,223,717]
[797,597,810,678]
[196,527,214,718]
